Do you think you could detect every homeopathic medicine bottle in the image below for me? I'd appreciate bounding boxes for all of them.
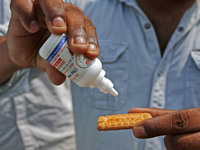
[39,34,118,96]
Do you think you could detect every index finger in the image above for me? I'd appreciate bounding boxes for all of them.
[34,0,67,34]
[128,107,175,117]
[133,108,200,139]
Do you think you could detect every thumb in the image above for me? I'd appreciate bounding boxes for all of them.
[10,0,39,33]
[46,64,66,85]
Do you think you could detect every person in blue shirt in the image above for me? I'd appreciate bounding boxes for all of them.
[1,0,200,150]
[69,0,200,150]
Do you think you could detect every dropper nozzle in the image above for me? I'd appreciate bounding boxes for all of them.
[110,88,118,97]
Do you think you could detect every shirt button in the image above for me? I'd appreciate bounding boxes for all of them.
[144,23,151,29]
[178,27,184,32]
[157,70,162,77]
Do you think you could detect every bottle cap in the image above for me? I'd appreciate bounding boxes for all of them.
[90,70,118,97]
[109,88,118,97]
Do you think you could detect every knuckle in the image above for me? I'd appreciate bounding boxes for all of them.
[38,0,65,18]
[164,135,173,150]
[65,3,84,16]
[142,120,160,137]
[85,17,96,32]
[173,137,189,150]
[84,17,98,42]
[165,135,188,150]
[10,0,20,13]
[67,25,86,36]
[85,17,95,28]
[171,111,190,132]
[10,0,34,21]
[10,0,15,11]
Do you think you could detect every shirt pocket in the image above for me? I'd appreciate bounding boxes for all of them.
[88,40,129,110]
[185,49,200,108]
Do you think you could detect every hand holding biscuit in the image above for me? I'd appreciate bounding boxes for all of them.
[129,107,200,150]
[97,113,152,131]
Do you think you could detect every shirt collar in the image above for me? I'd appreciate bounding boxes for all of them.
[178,1,200,32]
[117,0,200,11]
[117,0,200,29]
[117,0,138,7]
[117,0,142,14]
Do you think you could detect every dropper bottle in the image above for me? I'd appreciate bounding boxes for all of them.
[39,34,118,96]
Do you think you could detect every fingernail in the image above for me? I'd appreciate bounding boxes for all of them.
[88,44,96,51]
[29,20,39,32]
[52,17,65,27]
[133,125,146,138]
[74,36,87,44]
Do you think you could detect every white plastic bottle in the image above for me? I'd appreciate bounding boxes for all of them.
[39,34,118,96]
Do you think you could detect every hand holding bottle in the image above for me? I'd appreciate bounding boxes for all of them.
[39,34,118,96]
[1,0,99,85]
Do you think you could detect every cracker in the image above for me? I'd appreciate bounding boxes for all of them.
[97,113,152,131]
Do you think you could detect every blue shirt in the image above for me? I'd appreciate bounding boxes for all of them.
[0,0,76,150]
[67,0,200,150]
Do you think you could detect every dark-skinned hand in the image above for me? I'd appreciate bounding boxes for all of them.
[129,107,200,150]
[6,0,99,85]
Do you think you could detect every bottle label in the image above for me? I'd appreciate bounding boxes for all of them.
[44,35,93,83]
[75,54,92,68]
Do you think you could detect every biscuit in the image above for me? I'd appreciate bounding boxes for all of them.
[97,113,152,131]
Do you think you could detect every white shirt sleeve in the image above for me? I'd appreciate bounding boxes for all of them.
[0,23,8,36]
[0,0,11,36]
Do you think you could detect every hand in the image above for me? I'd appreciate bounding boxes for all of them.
[129,107,200,150]
[6,0,99,85]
